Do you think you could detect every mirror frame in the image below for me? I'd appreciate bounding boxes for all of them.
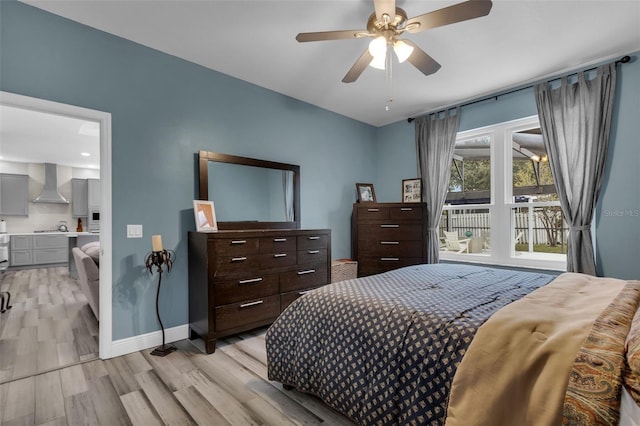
[198,150,300,230]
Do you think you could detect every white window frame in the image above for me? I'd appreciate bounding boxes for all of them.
[440,115,567,271]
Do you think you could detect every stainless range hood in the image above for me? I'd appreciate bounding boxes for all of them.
[33,163,70,204]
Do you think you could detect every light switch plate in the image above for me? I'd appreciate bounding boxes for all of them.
[127,224,143,238]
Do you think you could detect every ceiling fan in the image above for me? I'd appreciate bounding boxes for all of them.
[296,0,493,83]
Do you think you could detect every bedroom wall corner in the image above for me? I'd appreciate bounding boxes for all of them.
[595,51,640,280]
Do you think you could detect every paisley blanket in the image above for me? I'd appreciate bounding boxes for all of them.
[562,280,640,425]
[266,264,555,425]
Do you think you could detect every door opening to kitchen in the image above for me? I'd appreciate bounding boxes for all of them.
[0,92,111,384]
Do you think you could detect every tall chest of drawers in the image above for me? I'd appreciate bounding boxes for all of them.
[352,202,428,277]
[188,228,331,353]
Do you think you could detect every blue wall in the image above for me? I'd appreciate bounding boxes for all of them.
[2,1,638,343]
[375,57,640,280]
[0,1,375,339]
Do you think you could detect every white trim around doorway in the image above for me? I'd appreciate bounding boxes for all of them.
[0,91,114,359]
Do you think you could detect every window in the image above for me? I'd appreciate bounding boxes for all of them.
[440,116,567,270]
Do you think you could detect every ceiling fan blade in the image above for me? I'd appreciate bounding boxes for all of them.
[296,30,367,42]
[405,0,493,34]
[402,40,441,76]
[373,0,396,24]
[342,49,374,83]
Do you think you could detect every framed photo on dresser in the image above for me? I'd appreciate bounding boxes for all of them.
[402,178,422,203]
[193,200,218,232]
[356,183,376,203]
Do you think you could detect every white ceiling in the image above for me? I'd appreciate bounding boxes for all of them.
[0,105,100,169]
[11,0,640,130]
[2,1,638,166]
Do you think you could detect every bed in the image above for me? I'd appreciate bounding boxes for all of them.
[265,264,640,425]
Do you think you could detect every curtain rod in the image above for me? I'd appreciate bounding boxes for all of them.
[407,55,631,123]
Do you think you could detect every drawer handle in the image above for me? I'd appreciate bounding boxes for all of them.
[380,224,400,228]
[238,278,263,285]
[231,257,247,262]
[307,250,320,254]
[380,241,399,245]
[231,240,247,245]
[298,290,312,295]
[297,269,316,275]
[273,253,287,258]
[239,300,264,308]
[273,238,287,242]
[400,208,413,211]
[367,208,380,212]
[307,236,320,240]
[381,257,400,261]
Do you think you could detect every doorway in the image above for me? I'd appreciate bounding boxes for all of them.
[0,91,113,372]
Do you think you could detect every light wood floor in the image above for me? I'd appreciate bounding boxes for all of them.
[0,328,355,425]
[0,267,99,384]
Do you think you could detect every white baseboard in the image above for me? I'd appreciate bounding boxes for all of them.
[109,324,190,358]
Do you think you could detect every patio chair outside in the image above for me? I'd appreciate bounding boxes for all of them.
[444,231,470,253]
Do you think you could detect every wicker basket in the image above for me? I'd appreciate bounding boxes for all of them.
[331,259,358,283]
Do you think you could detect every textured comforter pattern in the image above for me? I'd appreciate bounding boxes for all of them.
[562,281,640,425]
[266,264,555,425]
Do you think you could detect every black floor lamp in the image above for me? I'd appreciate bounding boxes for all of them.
[145,235,176,357]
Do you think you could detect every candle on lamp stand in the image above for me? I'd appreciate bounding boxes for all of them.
[152,235,163,252]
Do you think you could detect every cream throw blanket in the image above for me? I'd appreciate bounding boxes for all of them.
[445,273,626,426]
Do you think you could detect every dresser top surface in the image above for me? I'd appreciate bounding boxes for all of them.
[189,228,330,238]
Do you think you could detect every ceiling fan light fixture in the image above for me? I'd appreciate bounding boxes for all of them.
[368,36,387,58]
[393,40,414,63]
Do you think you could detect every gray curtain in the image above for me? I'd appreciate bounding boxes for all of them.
[534,63,616,275]
[282,171,294,222]
[415,108,461,263]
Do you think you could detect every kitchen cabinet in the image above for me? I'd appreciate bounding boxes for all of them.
[72,178,99,216]
[10,235,33,266]
[0,173,29,216]
[10,234,68,267]
[71,178,88,217]
[88,178,100,209]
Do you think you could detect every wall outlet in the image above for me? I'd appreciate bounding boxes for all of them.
[127,224,143,238]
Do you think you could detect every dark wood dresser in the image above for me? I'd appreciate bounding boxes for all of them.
[352,202,427,277]
[188,228,331,353]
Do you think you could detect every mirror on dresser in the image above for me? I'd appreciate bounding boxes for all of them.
[198,150,300,230]
[191,151,331,353]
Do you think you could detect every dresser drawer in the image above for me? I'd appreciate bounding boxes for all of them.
[213,254,260,276]
[297,234,329,250]
[281,287,320,311]
[390,206,423,220]
[214,295,280,332]
[358,240,423,257]
[259,236,296,253]
[297,248,327,266]
[358,223,424,240]
[213,274,279,305]
[356,206,389,220]
[210,238,259,256]
[358,256,423,277]
[280,267,328,292]
[258,251,296,269]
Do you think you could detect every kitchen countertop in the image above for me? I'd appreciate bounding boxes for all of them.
[9,232,100,236]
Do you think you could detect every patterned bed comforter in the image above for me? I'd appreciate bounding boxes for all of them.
[265,263,556,425]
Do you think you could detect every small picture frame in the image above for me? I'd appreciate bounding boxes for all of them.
[356,183,376,203]
[193,200,218,232]
[402,178,422,203]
